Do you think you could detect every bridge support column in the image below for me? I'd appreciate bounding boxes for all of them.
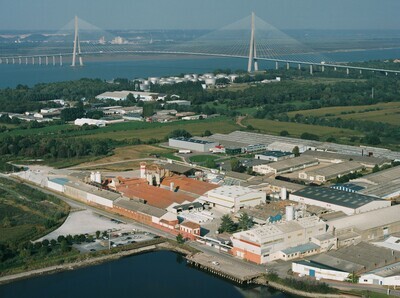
[334,67,337,71]
[12,58,15,64]
[59,55,63,66]
[359,70,362,74]
[6,58,9,64]
[275,61,279,70]
[53,56,56,66]
[45,56,49,65]
[72,16,83,67]
[286,62,290,70]
[321,65,325,72]
[298,64,301,70]
[310,65,313,75]
[25,57,28,65]
[19,57,22,64]
[32,57,35,65]
[346,68,349,75]
[0,58,2,64]
[386,72,388,76]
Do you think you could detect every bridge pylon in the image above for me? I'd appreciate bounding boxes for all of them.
[247,12,259,73]
[72,16,83,67]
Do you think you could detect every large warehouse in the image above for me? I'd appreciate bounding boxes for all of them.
[231,216,328,264]
[327,204,400,246]
[289,187,391,215]
[298,161,364,183]
[168,137,219,152]
[201,185,266,213]
[96,90,166,101]
[253,156,319,175]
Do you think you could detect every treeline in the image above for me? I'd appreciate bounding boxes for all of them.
[0,136,112,159]
[0,78,135,113]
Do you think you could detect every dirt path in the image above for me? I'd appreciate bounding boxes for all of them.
[236,115,247,128]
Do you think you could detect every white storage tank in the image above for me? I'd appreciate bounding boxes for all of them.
[192,74,199,79]
[285,205,295,221]
[95,171,102,184]
[205,78,216,85]
[90,172,96,182]
[149,77,159,84]
[280,187,287,200]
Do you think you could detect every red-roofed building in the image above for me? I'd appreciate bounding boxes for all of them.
[161,176,218,196]
[180,221,201,240]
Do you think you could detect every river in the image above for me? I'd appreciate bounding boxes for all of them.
[0,47,399,88]
[0,251,293,298]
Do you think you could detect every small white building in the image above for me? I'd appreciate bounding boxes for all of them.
[47,178,69,193]
[168,137,218,153]
[203,185,266,213]
[255,151,294,162]
[74,118,106,127]
[360,262,400,286]
[292,260,350,282]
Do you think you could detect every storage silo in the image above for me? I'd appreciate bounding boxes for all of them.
[285,205,295,221]
[280,187,287,200]
[95,171,102,184]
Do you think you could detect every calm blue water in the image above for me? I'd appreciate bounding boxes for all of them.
[0,251,291,298]
[0,47,399,88]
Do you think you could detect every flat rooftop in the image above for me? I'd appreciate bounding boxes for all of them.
[115,198,167,218]
[302,150,390,165]
[257,151,294,158]
[292,186,383,209]
[301,161,364,178]
[327,204,400,231]
[65,181,121,201]
[267,156,318,171]
[170,137,217,145]
[116,178,195,209]
[161,176,218,196]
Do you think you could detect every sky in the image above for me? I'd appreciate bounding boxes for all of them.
[0,0,399,31]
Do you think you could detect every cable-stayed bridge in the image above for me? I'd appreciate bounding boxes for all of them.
[1,14,399,75]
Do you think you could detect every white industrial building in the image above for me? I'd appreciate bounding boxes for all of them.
[202,185,266,213]
[166,100,191,106]
[298,161,364,183]
[74,118,106,127]
[292,260,350,282]
[253,156,319,175]
[255,151,294,162]
[359,262,400,286]
[290,187,391,215]
[168,137,218,153]
[47,178,70,193]
[267,141,312,153]
[96,91,166,102]
[231,216,328,264]
[327,204,400,246]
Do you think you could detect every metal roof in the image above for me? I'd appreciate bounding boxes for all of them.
[171,137,216,145]
[256,151,294,158]
[115,199,168,218]
[163,163,195,174]
[331,183,365,192]
[49,177,69,186]
[294,260,347,272]
[281,242,320,255]
[292,186,383,209]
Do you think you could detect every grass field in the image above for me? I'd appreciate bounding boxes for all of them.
[0,178,69,244]
[189,155,220,163]
[287,102,400,126]
[70,144,181,171]
[244,118,364,140]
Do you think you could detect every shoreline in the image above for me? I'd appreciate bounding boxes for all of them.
[0,240,194,286]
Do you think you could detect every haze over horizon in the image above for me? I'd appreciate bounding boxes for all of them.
[0,0,399,31]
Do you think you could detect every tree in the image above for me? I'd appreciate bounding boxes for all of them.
[204,130,212,136]
[300,132,320,141]
[60,240,70,252]
[142,103,155,117]
[372,164,380,173]
[231,158,245,173]
[219,214,237,233]
[96,231,101,239]
[41,239,50,247]
[292,146,300,157]
[167,129,192,139]
[238,213,254,231]
[364,135,381,145]
[176,234,185,244]
[280,130,289,137]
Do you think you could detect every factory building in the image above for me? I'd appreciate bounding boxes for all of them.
[267,141,312,153]
[351,166,400,200]
[231,216,328,264]
[165,100,191,106]
[253,156,319,175]
[360,262,400,286]
[96,91,166,101]
[301,150,390,168]
[202,185,266,213]
[290,187,390,215]
[298,161,364,183]
[292,260,350,282]
[327,204,400,247]
[255,151,295,162]
[168,137,219,153]
[74,118,106,127]
[47,177,69,193]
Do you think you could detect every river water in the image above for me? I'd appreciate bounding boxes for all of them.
[0,47,399,88]
[0,251,293,298]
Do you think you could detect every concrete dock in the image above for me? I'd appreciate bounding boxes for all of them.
[186,253,262,284]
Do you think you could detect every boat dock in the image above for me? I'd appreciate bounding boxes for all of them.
[186,253,262,285]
